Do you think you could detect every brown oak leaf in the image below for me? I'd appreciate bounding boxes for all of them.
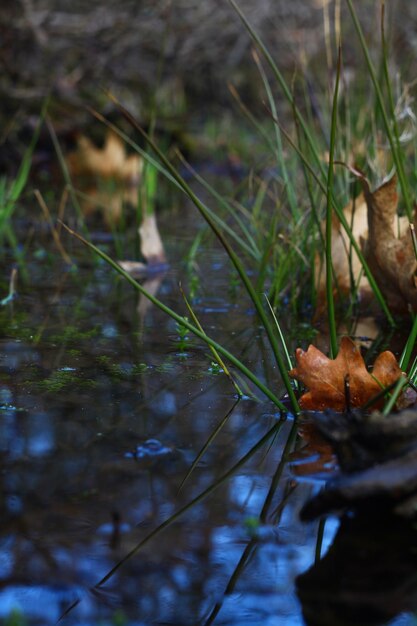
[289,336,403,411]
[66,130,143,226]
[315,193,372,303]
[67,130,143,184]
[362,174,417,312]
[314,179,410,312]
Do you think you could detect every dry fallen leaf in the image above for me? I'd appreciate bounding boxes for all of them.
[68,130,143,183]
[119,213,166,275]
[138,214,166,265]
[362,174,417,312]
[315,186,409,308]
[77,184,138,225]
[315,193,371,302]
[289,336,403,411]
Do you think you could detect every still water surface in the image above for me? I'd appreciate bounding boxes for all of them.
[0,200,415,626]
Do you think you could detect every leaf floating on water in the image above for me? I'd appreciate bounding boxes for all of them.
[289,336,403,411]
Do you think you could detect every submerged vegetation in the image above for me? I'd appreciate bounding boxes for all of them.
[3,1,417,625]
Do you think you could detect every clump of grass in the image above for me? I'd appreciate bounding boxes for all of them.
[62,0,417,413]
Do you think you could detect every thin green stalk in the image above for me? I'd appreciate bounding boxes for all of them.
[59,419,283,622]
[361,377,402,411]
[86,110,259,261]
[176,152,260,259]
[252,49,298,215]
[380,2,408,197]
[260,420,298,522]
[228,0,325,184]
[382,376,408,416]
[228,82,277,153]
[277,122,395,326]
[203,421,297,626]
[97,97,300,414]
[62,222,287,410]
[230,0,395,325]
[346,0,412,219]
[264,295,293,372]
[256,213,278,293]
[408,355,417,386]
[177,399,242,494]
[400,313,417,370]
[46,117,87,230]
[180,284,245,398]
[94,421,282,588]
[326,46,341,357]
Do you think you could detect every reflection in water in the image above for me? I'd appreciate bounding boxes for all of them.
[0,215,326,625]
[3,188,414,625]
[297,513,417,626]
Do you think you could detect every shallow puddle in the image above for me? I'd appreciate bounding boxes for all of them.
[0,196,415,626]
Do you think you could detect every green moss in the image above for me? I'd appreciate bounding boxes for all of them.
[50,324,101,344]
[39,368,97,392]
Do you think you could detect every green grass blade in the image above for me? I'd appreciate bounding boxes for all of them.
[252,49,298,215]
[326,46,341,357]
[46,117,87,230]
[229,0,395,326]
[380,2,408,200]
[277,123,395,326]
[94,420,283,588]
[400,314,417,370]
[176,153,261,259]
[227,0,325,180]
[228,81,277,153]
[0,105,43,233]
[346,0,412,219]
[382,376,408,416]
[204,420,297,626]
[62,222,287,410]
[180,284,246,398]
[264,295,293,372]
[177,399,241,493]
[101,96,300,414]
[90,109,260,260]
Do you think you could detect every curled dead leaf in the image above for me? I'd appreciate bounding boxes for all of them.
[138,214,166,266]
[362,174,417,312]
[289,336,403,411]
[315,193,371,302]
[315,174,411,312]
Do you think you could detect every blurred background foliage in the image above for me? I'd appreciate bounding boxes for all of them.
[1,0,417,168]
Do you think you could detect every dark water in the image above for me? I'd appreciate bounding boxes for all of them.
[0,199,416,626]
